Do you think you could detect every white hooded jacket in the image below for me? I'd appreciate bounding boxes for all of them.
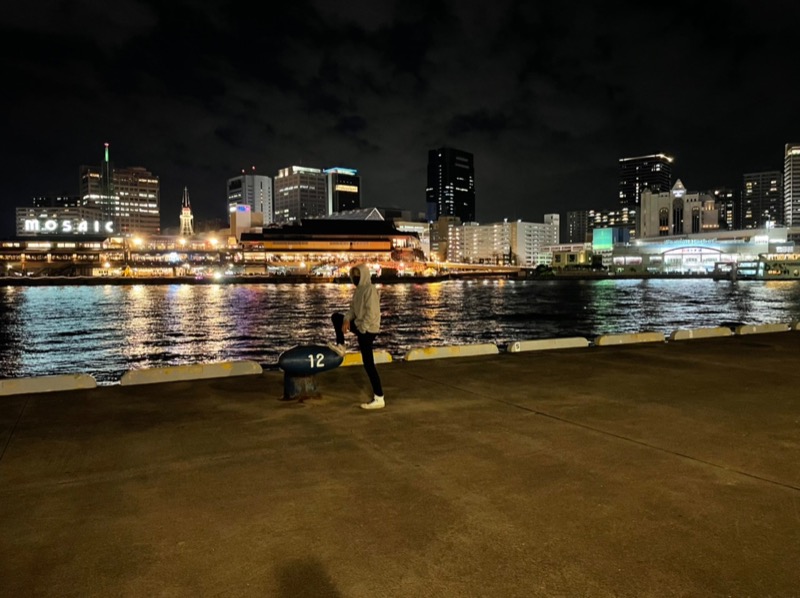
[345,263,381,334]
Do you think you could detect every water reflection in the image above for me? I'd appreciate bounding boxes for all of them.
[1,279,799,384]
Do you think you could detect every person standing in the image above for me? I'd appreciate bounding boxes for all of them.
[328,263,385,410]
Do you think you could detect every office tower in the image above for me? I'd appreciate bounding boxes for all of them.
[32,195,84,208]
[179,187,194,236]
[426,147,475,223]
[324,167,361,214]
[741,171,782,229]
[227,168,273,224]
[785,143,800,226]
[710,187,736,230]
[566,210,589,243]
[79,143,160,235]
[273,166,326,224]
[619,153,674,211]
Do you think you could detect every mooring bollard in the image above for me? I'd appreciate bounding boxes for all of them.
[277,344,344,401]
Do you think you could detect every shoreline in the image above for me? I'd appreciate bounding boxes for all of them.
[0,272,732,286]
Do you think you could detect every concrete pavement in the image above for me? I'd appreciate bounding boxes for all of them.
[2,332,799,597]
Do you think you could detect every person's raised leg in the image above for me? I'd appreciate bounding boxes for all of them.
[327,312,346,356]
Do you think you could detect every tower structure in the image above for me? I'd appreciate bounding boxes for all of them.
[784,143,800,227]
[619,153,674,211]
[426,147,475,223]
[179,187,194,236]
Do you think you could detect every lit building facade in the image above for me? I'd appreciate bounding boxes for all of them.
[426,147,475,223]
[227,170,273,224]
[741,171,782,229]
[324,167,360,214]
[79,144,160,236]
[639,180,719,238]
[566,210,589,243]
[619,153,674,211]
[711,187,736,230]
[784,143,800,227]
[273,166,326,224]
[15,205,111,237]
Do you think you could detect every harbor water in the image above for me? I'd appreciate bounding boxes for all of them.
[2,278,800,384]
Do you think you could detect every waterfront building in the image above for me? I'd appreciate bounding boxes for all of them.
[238,219,423,276]
[461,218,560,266]
[324,167,360,214]
[619,153,673,216]
[785,143,800,226]
[639,180,719,238]
[426,147,475,223]
[227,169,273,224]
[79,144,160,236]
[273,166,326,224]
[15,205,110,238]
[32,195,84,208]
[741,171,782,229]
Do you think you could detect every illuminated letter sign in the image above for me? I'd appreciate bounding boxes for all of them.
[24,219,40,232]
[19,217,115,236]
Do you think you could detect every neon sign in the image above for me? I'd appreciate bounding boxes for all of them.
[22,218,114,235]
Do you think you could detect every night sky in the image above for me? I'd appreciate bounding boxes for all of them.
[2,0,798,237]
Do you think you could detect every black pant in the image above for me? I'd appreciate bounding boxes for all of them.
[331,312,383,397]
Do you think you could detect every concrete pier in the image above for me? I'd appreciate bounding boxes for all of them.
[2,332,799,597]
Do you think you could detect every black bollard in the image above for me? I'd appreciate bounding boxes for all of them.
[277,345,344,401]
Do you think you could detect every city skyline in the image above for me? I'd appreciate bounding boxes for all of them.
[2,1,798,238]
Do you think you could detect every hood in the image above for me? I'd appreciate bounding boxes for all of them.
[351,263,372,287]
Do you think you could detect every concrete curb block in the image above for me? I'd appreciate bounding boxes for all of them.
[669,327,734,341]
[341,351,393,367]
[594,332,665,346]
[735,323,791,335]
[789,320,799,331]
[507,338,590,352]
[404,343,500,361]
[0,373,97,396]
[119,361,263,386]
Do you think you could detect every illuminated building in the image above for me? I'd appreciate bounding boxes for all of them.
[227,168,273,223]
[741,171,782,229]
[15,205,110,237]
[639,180,719,238]
[179,187,194,236]
[79,143,160,235]
[273,166,326,224]
[619,153,673,237]
[324,167,360,213]
[566,210,589,243]
[426,147,475,223]
[461,217,560,266]
[784,143,800,226]
[710,187,736,230]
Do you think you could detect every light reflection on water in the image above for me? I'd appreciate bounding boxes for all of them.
[1,279,799,384]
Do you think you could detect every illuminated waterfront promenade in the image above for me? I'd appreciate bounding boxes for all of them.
[2,332,799,596]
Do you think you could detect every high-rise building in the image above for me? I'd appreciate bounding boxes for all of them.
[273,166,326,224]
[227,168,273,224]
[784,143,800,226]
[619,153,674,211]
[710,187,736,230]
[741,171,782,229]
[566,210,589,243]
[79,143,160,236]
[426,147,475,223]
[324,167,361,214]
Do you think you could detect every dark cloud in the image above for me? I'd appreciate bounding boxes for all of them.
[1,0,799,237]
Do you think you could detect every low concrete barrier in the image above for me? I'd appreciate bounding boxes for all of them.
[790,321,799,331]
[342,351,393,367]
[0,373,97,396]
[507,338,590,353]
[594,332,665,347]
[669,327,733,341]
[734,323,791,335]
[403,343,500,362]
[120,360,263,386]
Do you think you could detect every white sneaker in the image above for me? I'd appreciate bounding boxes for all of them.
[326,342,346,357]
[361,395,385,410]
